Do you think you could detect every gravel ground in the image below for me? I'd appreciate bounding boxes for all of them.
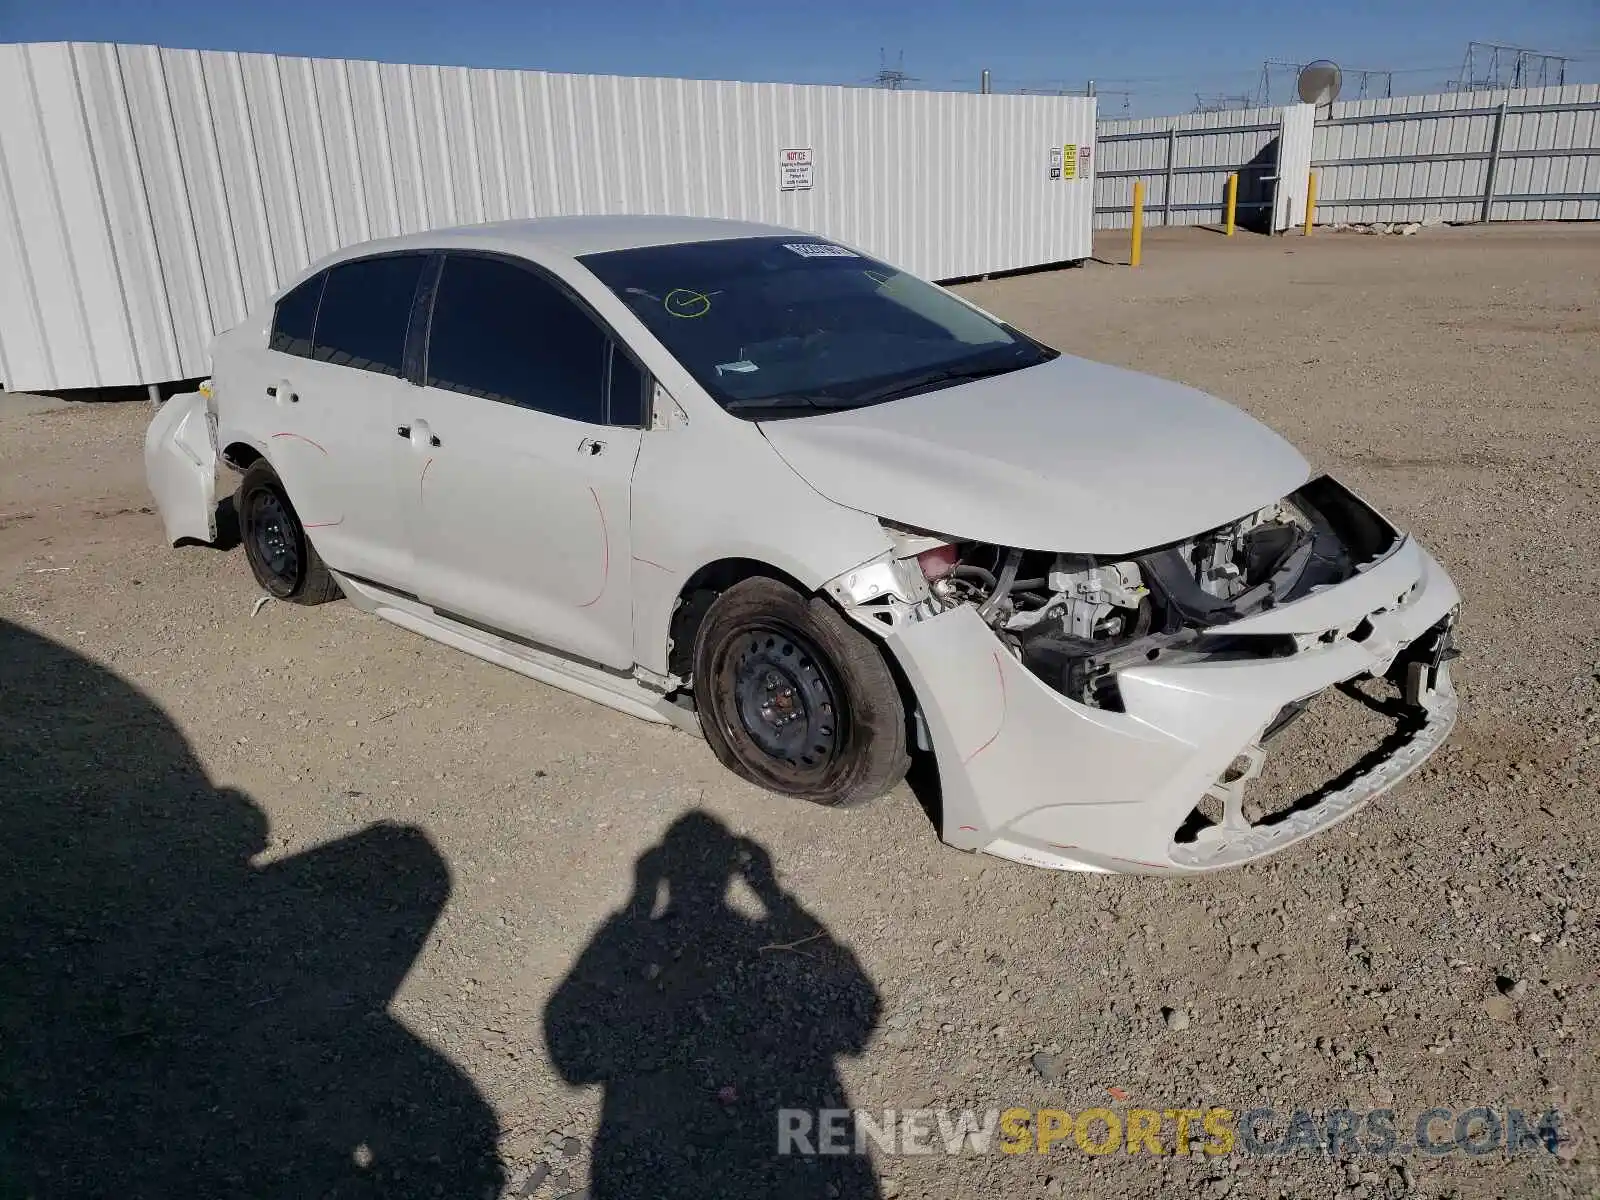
[2,224,1596,1199]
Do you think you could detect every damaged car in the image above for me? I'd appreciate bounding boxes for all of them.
[146,215,1460,873]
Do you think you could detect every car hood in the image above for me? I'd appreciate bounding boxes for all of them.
[756,354,1312,554]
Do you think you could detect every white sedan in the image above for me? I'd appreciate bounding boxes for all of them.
[146,216,1461,873]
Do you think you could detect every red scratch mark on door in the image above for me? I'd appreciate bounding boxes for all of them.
[418,457,433,502]
[961,650,1008,764]
[270,431,329,455]
[304,518,345,529]
[631,555,673,573]
[577,487,609,608]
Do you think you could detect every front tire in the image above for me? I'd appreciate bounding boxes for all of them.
[238,461,341,605]
[693,577,909,807]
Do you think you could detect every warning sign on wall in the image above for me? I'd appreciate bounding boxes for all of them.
[779,147,814,191]
[1078,143,1093,175]
[1049,146,1063,180]
[1062,144,1078,181]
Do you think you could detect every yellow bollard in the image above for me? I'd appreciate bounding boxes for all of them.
[1304,171,1318,236]
[1225,172,1238,236]
[1131,180,1144,267]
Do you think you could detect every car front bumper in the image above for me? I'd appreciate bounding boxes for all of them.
[885,536,1461,873]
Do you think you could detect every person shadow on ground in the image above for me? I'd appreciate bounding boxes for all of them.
[0,619,503,1198]
[545,811,882,1199]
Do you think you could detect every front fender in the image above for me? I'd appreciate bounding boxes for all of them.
[144,391,218,545]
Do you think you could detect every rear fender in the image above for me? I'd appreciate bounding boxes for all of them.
[144,390,218,545]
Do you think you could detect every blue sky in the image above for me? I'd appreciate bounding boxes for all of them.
[4,0,1596,116]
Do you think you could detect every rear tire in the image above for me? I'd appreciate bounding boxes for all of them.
[693,577,908,807]
[238,461,341,606]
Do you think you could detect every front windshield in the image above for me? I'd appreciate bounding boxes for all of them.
[578,236,1057,418]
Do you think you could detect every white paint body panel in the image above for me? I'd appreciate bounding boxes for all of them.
[143,390,217,545]
[146,215,1464,875]
[758,352,1311,554]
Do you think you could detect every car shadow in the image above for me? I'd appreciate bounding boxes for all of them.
[544,811,882,1198]
[0,619,503,1197]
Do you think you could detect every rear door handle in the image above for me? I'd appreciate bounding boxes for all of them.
[398,423,442,447]
[267,383,298,403]
[578,437,605,456]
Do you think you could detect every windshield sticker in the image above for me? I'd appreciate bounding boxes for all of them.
[782,243,858,259]
[715,359,760,375]
[664,288,714,318]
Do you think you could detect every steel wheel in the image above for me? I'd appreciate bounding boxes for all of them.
[245,487,302,596]
[727,624,844,781]
[236,461,342,605]
[693,577,909,807]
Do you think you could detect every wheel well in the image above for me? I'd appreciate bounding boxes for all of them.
[222,441,264,472]
[668,558,809,680]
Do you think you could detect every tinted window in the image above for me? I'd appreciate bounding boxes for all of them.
[270,272,324,357]
[426,254,606,423]
[608,344,646,427]
[579,236,1055,419]
[312,254,425,377]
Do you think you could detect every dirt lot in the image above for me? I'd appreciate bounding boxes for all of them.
[3,224,1597,1199]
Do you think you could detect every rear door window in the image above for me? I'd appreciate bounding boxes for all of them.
[312,254,427,377]
[269,272,325,358]
[425,254,607,424]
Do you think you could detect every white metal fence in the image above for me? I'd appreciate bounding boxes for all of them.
[1312,84,1600,225]
[1094,83,1600,230]
[0,42,1096,393]
[1092,105,1287,230]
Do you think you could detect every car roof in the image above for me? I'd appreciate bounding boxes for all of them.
[318,215,804,266]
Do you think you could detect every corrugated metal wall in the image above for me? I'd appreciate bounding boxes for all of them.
[1094,85,1599,231]
[0,42,1096,393]
[1092,105,1284,229]
[1312,84,1600,225]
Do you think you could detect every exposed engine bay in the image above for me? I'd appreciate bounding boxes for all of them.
[904,476,1401,711]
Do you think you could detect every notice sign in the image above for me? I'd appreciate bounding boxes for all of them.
[1062,144,1078,181]
[1078,143,1093,175]
[779,147,814,191]
[1049,147,1063,180]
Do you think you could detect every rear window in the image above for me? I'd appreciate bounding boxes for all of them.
[311,254,426,377]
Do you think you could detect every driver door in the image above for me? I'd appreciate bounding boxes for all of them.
[399,252,647,670]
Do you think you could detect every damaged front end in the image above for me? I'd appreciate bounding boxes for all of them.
[828,476,1461,873]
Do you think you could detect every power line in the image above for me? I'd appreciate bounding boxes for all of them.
[870,48,916,91]
[1449,41,1567,90]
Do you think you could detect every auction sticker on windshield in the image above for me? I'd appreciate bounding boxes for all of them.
[783,243,858,258]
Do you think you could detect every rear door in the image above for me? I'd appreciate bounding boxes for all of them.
[399,251,646,670]
[246,253,426,588]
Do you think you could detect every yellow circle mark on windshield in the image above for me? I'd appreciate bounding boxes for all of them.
[664,288,712,318]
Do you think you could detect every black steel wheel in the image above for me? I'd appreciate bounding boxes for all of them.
[694,577,908,806]
[237,461,341,605]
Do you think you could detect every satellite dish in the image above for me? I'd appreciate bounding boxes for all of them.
[1297,60,1343,105]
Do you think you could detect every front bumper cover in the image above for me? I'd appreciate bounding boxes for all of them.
[885,535,1461,873]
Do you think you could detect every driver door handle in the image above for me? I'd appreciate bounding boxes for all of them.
[398,423,442,448]
[578,437,606,456]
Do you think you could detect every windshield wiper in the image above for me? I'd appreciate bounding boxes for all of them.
[838,353,1040,408]
[722,395,825,413]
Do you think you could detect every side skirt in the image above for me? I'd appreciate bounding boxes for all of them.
[333,571,702,737]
